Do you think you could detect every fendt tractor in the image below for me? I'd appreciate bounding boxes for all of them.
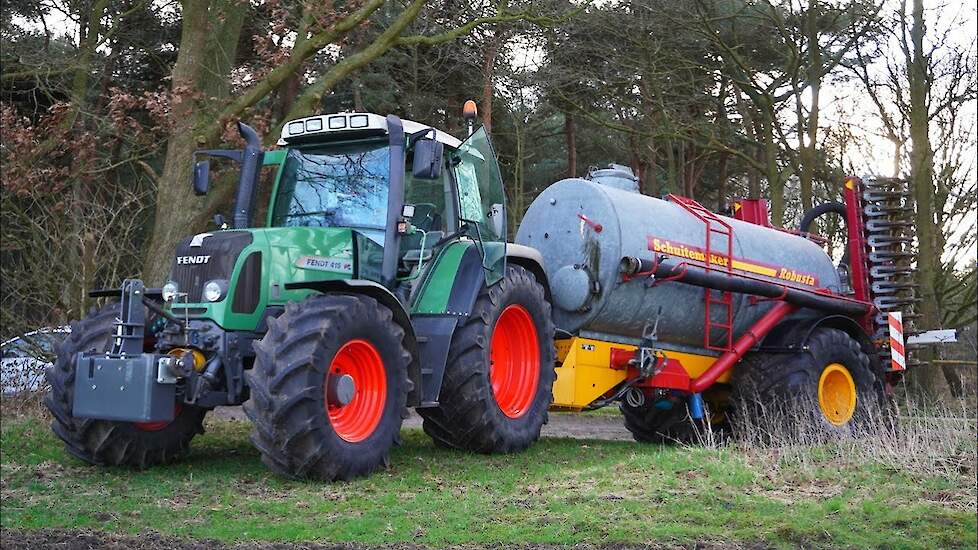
[48,102,918,480]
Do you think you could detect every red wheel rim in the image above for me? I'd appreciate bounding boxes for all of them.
[489,305,540,419]
[134,404,182,432]
[325,339,387,443]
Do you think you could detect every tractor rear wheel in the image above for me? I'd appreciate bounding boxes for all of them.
[731,327,890,435]
[45,304,206,468]
[418,265,556,453]
[244,294,411,480]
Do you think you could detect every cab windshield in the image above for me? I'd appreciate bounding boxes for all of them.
[272,141,390,229]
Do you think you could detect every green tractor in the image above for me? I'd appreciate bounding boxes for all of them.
[47,106,556,480]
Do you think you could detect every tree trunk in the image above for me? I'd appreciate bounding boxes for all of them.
[761,111,785,226]
[798,1,821,214]
[665,140,677,194]
[646,143,658,197]
[510,114,525,228]
[142,0,246,284]
[716,153,729,211]
[565,112,577,178]
[352,76,365,111]
[891,136,902,177]
[906,0,952,398]
[681,142,695,198]
[481,34,499,132]
[64,0,111,311]
[275,71,302,121]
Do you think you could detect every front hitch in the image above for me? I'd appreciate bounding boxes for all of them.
[72,279,179,423]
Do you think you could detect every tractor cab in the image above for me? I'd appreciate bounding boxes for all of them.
[267,112,507,290]
[156,112,513,339]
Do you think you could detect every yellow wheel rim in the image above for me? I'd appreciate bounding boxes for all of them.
[818,363,857,426]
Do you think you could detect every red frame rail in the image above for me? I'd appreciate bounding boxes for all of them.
[843,177,874,333]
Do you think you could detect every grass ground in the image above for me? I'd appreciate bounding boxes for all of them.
[1,412,975,549]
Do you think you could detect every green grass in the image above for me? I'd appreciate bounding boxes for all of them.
[1,416,975,549]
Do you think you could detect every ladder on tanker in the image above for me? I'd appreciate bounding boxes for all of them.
[668,195,736,352]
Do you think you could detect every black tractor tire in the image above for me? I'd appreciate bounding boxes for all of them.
[621,400,699,444]
[45,303,207,468]
[418,264,556,453]
[244,294,411,481]
[730,327,890,435]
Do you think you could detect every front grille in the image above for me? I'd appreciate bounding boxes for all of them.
[169,231,253,303]
[231,251,262,314]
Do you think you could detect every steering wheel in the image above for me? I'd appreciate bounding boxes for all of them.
[410,203,439,232]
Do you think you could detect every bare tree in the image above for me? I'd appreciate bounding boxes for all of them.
[849,0,977,397]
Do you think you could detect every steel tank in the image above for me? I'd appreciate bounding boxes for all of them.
[514,177,842,353]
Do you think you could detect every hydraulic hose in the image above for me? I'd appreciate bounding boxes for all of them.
[798,201,846,234]
[799,201,851,267]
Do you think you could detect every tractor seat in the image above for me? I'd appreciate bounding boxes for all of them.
[401,231,443,263]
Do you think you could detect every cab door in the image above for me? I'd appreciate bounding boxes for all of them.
[453,127,507,285]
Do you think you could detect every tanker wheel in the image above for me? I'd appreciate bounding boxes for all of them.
[244,294,411,480]
[45,303,206,468]
[730,327,890,435]
[620,393,727,444]
[418,265,556,453]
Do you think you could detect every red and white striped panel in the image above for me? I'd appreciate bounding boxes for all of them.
[888,312,906,371]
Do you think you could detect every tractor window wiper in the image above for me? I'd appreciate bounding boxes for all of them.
[284,210,337,219]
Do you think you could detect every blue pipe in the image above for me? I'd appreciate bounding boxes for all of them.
[688,393,705,420]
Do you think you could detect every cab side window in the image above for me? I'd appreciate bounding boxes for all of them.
[404,156,452,234]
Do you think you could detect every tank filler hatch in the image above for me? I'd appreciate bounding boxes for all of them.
[585,164,640,193]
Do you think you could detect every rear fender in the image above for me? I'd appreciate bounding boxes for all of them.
[760,314,881,371]
[505,243,551,302]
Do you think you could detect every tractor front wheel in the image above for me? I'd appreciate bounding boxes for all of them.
[418,265,556,453]
[244,294,411,480]
[45,304,206,468]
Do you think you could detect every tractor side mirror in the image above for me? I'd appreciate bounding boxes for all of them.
[192,160,210,196]
[412,139,443,180]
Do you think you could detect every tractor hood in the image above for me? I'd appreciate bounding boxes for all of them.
[165,226,383,331]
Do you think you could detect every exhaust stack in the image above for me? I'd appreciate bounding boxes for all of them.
[233,122,263,229]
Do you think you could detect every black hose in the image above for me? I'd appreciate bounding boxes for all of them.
[799,201,846,234]
[141,297,186,329]
[620,256,871,317]
[799,201,850,267]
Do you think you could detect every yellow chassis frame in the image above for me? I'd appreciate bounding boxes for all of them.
[550,336,731,411]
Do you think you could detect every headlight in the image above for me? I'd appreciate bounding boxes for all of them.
[162,281,179,302]
[202,279,228,302]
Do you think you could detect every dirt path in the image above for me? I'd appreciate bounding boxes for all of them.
[0,529,758,549]
[213,407,634,442]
